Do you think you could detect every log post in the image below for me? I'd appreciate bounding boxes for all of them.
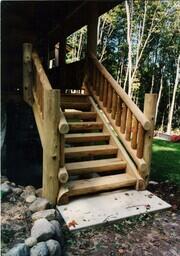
[143,93,157,186]
[59,34,66,91]
[43,89,60,205]
[87,2,98,56]
[23,43,34,105]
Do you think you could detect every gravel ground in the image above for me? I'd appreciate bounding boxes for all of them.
[1,181,180,256]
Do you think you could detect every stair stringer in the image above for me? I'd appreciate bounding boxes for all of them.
[89,96,145,190]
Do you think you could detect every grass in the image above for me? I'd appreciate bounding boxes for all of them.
[150,139,180,184]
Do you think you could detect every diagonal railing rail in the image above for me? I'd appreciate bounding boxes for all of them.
[87,53,156,181]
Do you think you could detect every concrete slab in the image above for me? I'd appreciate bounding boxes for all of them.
[57,189,171,231]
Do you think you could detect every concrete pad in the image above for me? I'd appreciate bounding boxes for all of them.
[57,189,171,231]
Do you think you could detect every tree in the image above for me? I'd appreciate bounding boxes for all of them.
[167,54,180,134]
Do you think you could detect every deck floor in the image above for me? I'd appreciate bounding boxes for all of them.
[57,189,171,231]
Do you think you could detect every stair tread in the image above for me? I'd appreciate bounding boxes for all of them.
[68,173,136,196]
[64,111,97,121]
[65,145,118,157]
[65,158,127,174]
[65,132,109,138]
[65,132,110,142]
[68,122,103,131]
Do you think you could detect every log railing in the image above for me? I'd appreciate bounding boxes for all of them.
[23,44,69,204]
[88,53,155,177]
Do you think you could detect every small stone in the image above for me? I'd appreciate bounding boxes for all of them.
[25,237,37,248]
[31,218,55,241]
[11,182,16,187]
[21,185,35,199]
[26,195,37,203]
[29,198,50,212]
[32,209,56,221]
[46,239,62,256]
[149,180,159,185]
[30,242,49,256]
[50,220,64,246]
[36,188,42,197]
[1,183,12,197]
[5,243,29,256]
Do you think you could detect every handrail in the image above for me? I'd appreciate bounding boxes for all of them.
[32,52,52,91]
[59,108,69,134]
[90,53,151,131]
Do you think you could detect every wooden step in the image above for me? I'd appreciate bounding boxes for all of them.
[65,133,110,143]
[64,111,97,121]
[68,173,137,196]
[66,158,127,175]
[68,122,103,131]
[65,145,118,158]
[61,102,91,111]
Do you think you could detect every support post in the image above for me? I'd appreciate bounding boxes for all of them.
[87,2,98,56]
[43,89,60,205]
[23,43,34,105]
[143,93,157,186]
[59,34,66,91]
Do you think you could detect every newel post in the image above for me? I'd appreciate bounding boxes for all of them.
[23,43,34,105]
[43,89,60,205]
[87,2,98,56]
[143,93,157,186]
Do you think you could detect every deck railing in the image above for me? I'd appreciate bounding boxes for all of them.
[87,53,156,179]
[23,43,69,204]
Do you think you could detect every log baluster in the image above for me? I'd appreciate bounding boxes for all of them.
[131,115,138,149]
[103,79,108,107]
[120,103,127,133]
[107,84,113,113]
[137,123,145,158]
[125,108,132,141]
[115,97,122,126]
[111,90,117,119]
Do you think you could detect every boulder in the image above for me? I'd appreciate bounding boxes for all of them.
[50,220,64,246]
[1,183,12,198]
[5,243,29,256]
[21,186,35,199]
[12,187,23,195]
[31,218,55,241]
[29,198,49,212]
[35,188,42,197]
[32,209,56,221]
[46,239,62,256]
[25,237,37,248]
[26,195,36,204]
[30,242,49,256]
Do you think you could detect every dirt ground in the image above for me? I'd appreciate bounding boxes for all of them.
[1,181,180,256]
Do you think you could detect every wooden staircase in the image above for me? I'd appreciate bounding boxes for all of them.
[27,49,156,205]
[57,94,143,204]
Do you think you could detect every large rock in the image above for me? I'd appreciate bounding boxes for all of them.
[35,188,42,197]
[25,237,37,248]
[1,183,12,198]
[29,198,50,212]
[50,220,64,246]
[21,185,35,199]
[12,187,23,195]
[46,239,62,256]
[31,218,55,241]
[30,242,49,256]
[32,209,56,221]
[26,195,36,204]
[5,243,29,256]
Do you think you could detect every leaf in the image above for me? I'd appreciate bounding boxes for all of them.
[67,220,78,228]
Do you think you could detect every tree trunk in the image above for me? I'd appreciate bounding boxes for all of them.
[166,54,180,134]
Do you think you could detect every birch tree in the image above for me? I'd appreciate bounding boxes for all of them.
[167,54,180,134]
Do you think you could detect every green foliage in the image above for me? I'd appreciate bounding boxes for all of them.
[66,0,179,129]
